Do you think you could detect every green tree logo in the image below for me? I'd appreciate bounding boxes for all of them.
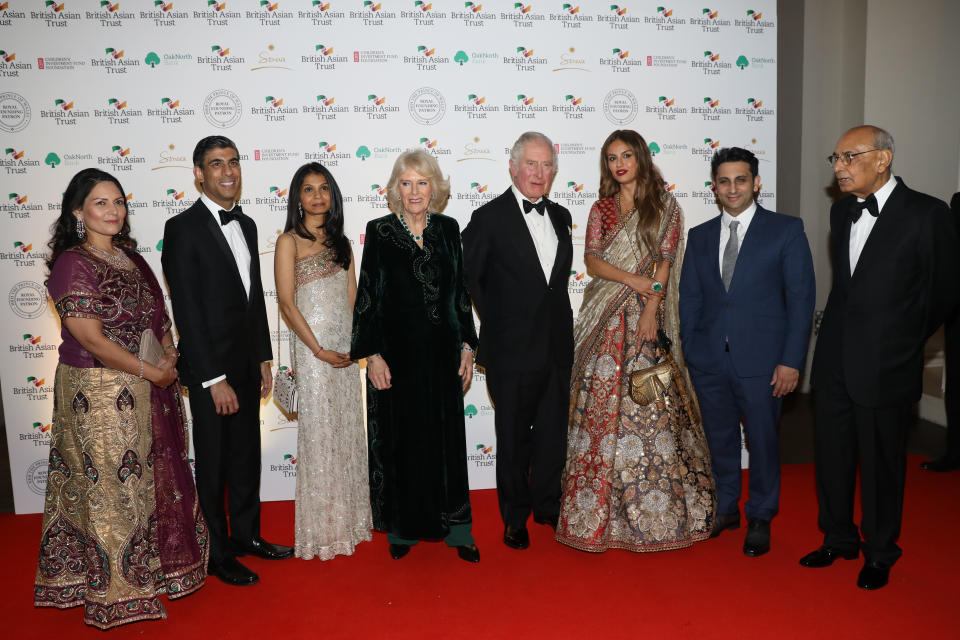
[648,142,661,156]
[464,404,478,419]
[44,152,61,168]
[454,50,468,65]
[736,55,749,70]
[144,52,161,68]
[355,145,371,161]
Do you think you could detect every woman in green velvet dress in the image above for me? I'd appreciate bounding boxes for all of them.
[351,149,480,563]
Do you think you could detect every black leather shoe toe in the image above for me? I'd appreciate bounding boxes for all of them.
[710,510,740,538]
[742,519,770,557]
[209,557,259,586]
[503,525,529,550]
[857,562,890,590]
[799,546,859,568]
[389,543,410,560]
[456,544,480,563]
[231,537,294,560]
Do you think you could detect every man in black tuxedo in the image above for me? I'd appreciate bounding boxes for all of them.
[462,131,573,550]
[921,191,960,472]
[162,136,293,586]
[801,126,958,590]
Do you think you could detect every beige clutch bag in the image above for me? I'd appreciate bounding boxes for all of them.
[139,329,165,366]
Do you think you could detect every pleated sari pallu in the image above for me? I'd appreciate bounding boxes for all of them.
[556,195,717,553]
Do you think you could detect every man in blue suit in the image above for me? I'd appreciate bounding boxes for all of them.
[679,147,815,557]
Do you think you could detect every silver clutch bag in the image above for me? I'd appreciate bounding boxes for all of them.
[139,329,165,366]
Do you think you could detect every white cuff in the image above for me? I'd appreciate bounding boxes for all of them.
[201,374,226,388]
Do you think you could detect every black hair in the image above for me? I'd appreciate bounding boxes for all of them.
[46,168,136,274]
[284,163,351,270]
[710,147,759,179]
[193,135,239,166]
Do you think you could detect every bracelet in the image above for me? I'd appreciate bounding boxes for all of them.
[313,346,324,357]
[138,356,144,379]
[461,344,474,353]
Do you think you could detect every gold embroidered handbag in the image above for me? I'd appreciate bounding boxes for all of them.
[628,330,676,406]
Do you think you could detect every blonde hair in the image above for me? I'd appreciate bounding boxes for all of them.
[386,149,450,214]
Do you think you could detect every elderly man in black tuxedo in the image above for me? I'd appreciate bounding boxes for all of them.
[462,131,574,550]
[162,136,293,587]
[801,125,958,590]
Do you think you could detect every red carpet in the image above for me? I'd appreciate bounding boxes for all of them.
[3,457,958,639]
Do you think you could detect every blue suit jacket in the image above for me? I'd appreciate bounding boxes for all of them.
[679,205,815,378]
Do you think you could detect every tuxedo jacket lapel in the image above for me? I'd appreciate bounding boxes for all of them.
[500,189,547,284]
[198,204,248,302]
[850,181,905,288]
[546,199,571,286]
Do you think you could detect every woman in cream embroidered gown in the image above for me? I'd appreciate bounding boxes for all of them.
[275,163,371,560]
[556,130,716,553]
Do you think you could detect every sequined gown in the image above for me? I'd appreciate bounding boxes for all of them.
[291,241,372,560]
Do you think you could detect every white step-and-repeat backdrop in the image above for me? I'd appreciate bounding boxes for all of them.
[1,0,776,513]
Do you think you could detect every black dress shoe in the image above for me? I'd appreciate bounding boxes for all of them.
[920,456,960,472]
[389,543,410,560]
[710,510,740,538]
[533,514,559,529]
[456,544,480,563]
[857,561,890,590]
[231,537,294,560]
[799,546,859,568]
[743,519,770,557]
[209,557,259,586]
[503,525,530,550]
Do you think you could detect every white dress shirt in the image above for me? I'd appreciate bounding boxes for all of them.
[718,201,757,273]
[849,174,896,274]
[511,184,558,281]
[199,192,252,388]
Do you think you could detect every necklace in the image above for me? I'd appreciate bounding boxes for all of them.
[399,212,431,242]
[86,244,133,270]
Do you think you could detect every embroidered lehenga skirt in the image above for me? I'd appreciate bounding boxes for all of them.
[34,364,207,629]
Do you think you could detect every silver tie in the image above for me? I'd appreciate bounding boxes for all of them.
[721,219,739,291]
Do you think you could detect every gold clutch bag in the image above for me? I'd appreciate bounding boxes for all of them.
[629,357,674,405]
[139,329,165,366]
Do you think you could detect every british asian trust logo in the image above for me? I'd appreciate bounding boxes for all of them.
[349,0,397,25]
[548,3,592,28]
[1,241,45,267]
[0,1,26,26]
[2,147,41,174]
[691,96,732,121]
[690,6,731,31]
[599,3,642,29]
[194,0,241,26]
[3,192,43,219]
[87,1,136,26]
[553,94,595,120]
[33,0,81,27]
[304,140,350,167]
[13,374,54,401]
[298,0,345,26]
[401,0,447,25]
[501,2,543,28]
[645,94,687,121]
[97,143,145,172]
[303,44,349,70]
[452,2,495,27]
[40,97,89,126]
[503,45,547,72]
[91,47,140,74]
[554,179,596,208]
[94,97,143,125]
[467,440,496,468]
[691,50,734,75]
[21,420,52,448]
[197,44,244,71]
[600,47,641,73]
[139,0,188,26]
[251,95,299,122]
[736,97,775,122]
[246,0,294,25]
[303,93,347,120]
[355,93,400,120]
[270,453,297,478]
[737,8,775,33]
[503,92,546,120]
[454,93,499,120]
[256,185,289,213]
[0,47,34,76]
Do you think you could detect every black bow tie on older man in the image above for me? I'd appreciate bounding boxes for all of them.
[218,207,243,226]
[849,194,879,223]
[522,199,546,216]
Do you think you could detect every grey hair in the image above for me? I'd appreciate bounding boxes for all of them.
[509,131,558,172]
[385,148,450,214]
[872,126,895,154]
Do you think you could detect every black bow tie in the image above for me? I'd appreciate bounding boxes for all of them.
[218,207,243,226]
[849,194,879,223]
[522,199,546,216]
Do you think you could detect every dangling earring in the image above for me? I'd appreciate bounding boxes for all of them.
[75,217,86,240]
[298,202,304,217]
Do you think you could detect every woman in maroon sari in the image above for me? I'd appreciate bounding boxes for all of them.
[34,169,208,629]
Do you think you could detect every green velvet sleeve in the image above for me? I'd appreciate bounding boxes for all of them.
[350,219,383,359]
[450,219,479,351]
